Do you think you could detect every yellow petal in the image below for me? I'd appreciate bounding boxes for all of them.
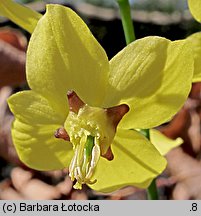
[90,129,166,193]
[27,4,109,114]
[105,37,193,129]
[186,32,201,82]
[0,0,42,33]
[12,120,73,170]
[8,90,66,125]
[8,90,72,170]
[188,0,201,23]
[150,129,183,156]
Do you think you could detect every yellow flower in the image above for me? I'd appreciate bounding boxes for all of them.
[1,1,194,192]
[149,129,183,156]
[186,32,201,82]
[188,0,201,23]
[0,0,42,33]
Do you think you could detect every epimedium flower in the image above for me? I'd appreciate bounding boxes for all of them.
[0,0,42,34]
[141,129,183,156]
[188,0,201,23]
[185,0,201,83]
[1,1,195,192]
[186,32,201,83]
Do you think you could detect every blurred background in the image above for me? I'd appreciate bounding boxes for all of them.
[1,0,201,200]
[1,0,200,58]
[16,0,189,11]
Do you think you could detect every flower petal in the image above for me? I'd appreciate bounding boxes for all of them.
[27,4,109,113]
[8,90,66,125]
[12,120,73,170]
[0,0,42,33]
[90,129,166,193]
[188,0,201,23]
[8,90,72,170]
[150,129,183,156]
[186,32,201,82]
[105,37,193,129]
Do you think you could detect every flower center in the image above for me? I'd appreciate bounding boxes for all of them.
[55,91,129,189]
[64,105,116,189]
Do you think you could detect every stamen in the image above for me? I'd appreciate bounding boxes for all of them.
[64,91,130,189]
[85,144,100,179]
[77,166,83,179]
[77,135,87,165]
[73,181,82,190]
[85,167,94,180]
[69,135,100,189]
[69,152,77,180]
[90,144,100,168]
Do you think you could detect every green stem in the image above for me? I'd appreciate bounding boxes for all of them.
[117,0,158,200]
[147,178,159,200]
[117,0,135,44]
[141,129,159,200]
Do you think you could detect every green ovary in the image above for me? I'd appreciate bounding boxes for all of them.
[64,105,115,189]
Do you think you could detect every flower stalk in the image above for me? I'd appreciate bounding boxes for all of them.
[142,129,159,199]
[147,178,159,200]
[117,0,159,200]
[117,0,135,44]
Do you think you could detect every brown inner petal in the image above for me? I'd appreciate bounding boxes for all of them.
[67,90,84,114]
[54,127,70,141]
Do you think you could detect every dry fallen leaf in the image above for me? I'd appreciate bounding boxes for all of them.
[161,83,201,199]
[166,148,201,199]
[0,28,26,88]
[0,86,21,165]
[0,28,27,51]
